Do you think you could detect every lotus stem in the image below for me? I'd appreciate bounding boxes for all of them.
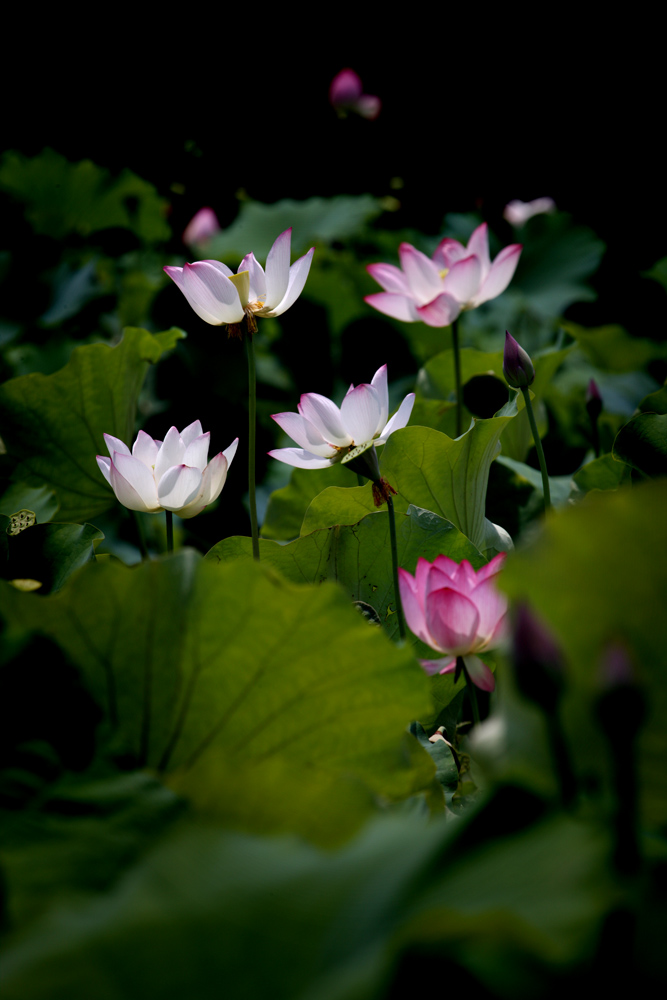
[165,510,174,553]
[246,333,260,561]
[459,655,481,727]
[452,317,462,437]
[133,511,150,561]
[521,386,551,512]
[386,493,406,642]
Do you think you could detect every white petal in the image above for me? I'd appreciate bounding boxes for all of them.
[298,393,352,447]
[466,224,491,282]
[173,262,244,325]
[180,420,203,447]
[462,654,496,692]
[268,448,334,470]
[111,453,161,512]
[399,243,444,305]
[370,365,389,434]
[183,432,210,471]
[132,430,159,468]
[376,393,415,444]
[260,246,314,317]
[223,437,239,465]
[263,228,291,309]
[364,292,420,322]
[154,426,186,482]
[177,452,228,518]
[340,383,382,446]
[472,244,522,306]
[366,263,412,295]
[442,254,483,304]
[157,465,202,511]
[96,455,112,485]
[272,412,337,457]
[238,253,266,303]
[103,433,131,458]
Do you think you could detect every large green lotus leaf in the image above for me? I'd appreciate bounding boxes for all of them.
[262,463,353,540]
[204,195,383,261]
[208,505,484,643]
[379,400,520,552]
[572,454,632,494]
[2,522,104,594]
[0,482,59,522]
[561,321,667,372]
[0,148,171,242]
[0,327,184,523]
[300,481,399,533]
[638,382,667,414]
[500,478,667,830]
[495,456,574,507]
[0,795,615,1000]
[612,412,667,477]
[0,551,431,842]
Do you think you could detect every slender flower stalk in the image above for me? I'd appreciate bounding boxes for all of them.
[452,317,462,437]
[502,331,551,512]
[456,655,481,726]
[386,493,406,641]
[246,335,259,560]
[586,378,603,458]
[165,510,174,553]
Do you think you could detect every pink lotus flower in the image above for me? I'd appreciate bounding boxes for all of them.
[183,207,221,248]
[398,553,508,691]
[97,421,238,519]
[269,364,414,470]
[329,68,381,119]
[365,224,522,327]
[164,228,314,328]
[503,197,556,227]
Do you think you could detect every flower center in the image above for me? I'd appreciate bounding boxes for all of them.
[438,267,450,279]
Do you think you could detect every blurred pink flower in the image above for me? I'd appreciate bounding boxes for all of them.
[183,208,221,248]
[365,224,522,328]
[503,197,556,226]
[97,421,238,519]
[398,554,508,691]
[329,68,381,119]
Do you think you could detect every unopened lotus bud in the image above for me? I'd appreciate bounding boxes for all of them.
[503,331,535,388]
[585,378,603,421]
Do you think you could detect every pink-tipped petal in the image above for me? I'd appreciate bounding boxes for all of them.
[416,293,462,327]
[96,455,112,485]
[399,243,444,304]
[223,437,239,465]
[364,292,420,323]
[442,254,483,303]
[420,657,457,676]
[469,577,509,648]
[466,223,491,280]
[157,464,202,511]
[473,244,522,305]
[179,420,204,448]
[183,432,210,471]
[433,237,469,270]
[474,552,507,584]
[268,448,334,470]
[264,228,291,309]
[238,253,267,305]
[462,654,496,691]
[111,453,161,512]
[398,568,430,645]
[271,411,336,457]
[183,208,221,246]
[426,587,480,656]
[340,383,383,445]
[329,68,363,104]
[103,433,131,458]
[174,261,245,325]
[298,393,352,447]
[366,263,412,295]
[370,364,389,432]
[132,430,159,469]
[178,452,228,517]
[261,247,314,317]
[376,393,415,444]
[154,426,186,482]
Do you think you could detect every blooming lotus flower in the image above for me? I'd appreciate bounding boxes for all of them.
[329,68,381,119]
[398,553,508,691]
[183,207,221,248]
[164,228,314,331]
[365,224,522,327]
[97,421,238,519]
[269,364,414,473]
[504,197,556,227]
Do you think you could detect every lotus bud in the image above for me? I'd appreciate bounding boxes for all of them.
[503,331,535,389]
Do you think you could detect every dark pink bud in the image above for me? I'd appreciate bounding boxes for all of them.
[512,603,563,709]
[585,378,603,420]
[503,331,535,388]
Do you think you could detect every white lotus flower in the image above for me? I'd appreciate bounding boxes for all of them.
[97,421,238,519]
[269,364,414,470]
[164,227,314,329]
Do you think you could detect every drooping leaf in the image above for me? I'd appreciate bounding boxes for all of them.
[0,327,185,522]
[0,552,431,843]
[612,412,667,477]
[209,505,485,644]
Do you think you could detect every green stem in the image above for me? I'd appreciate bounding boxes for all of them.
[165,510,174,553]
[452,317,462,437]
[386,493,406,642]
[521,386,551,512]
[357,473,365,487]
[246,334,260,561]
[133,510,150,561]
[459,655,481,727]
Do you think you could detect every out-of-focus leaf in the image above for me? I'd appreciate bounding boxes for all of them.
[39,260,104,326]
[210,505,485,644]
[262,463,353,540]
[572,454,632,494]
[205,195,383,262]
[501,478,667,830]
[638,382,667,415]
[0,483,58,522]
[643,255,667,291]
[379,398,521,552]
[1,552,430,843]
[2,522,104,594]
[0,328,184,522]
[0,148,171,242]
[561,321,667,372]
[612,412,667,477]
[496,456,573,506]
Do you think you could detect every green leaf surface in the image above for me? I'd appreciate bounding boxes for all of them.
[379,403,520,552]
[301,482,388,533]
[209,505,485,643]
[0,483,58,522]
[561,321,667,372]
[495,456,574,506]
[0,552,430,843]
[2,522,104,594]
[262,463,353,540]
[0,148,171,242]
[0,327,184,522]
[500,478,667,830]
[572,454,632,494]
[612,412,667,477]
[638,383,667,415]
